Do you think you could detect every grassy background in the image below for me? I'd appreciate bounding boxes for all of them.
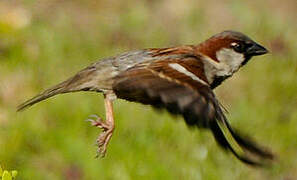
[0,0,296,179]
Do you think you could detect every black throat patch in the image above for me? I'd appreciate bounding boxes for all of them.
[210,75,231,89]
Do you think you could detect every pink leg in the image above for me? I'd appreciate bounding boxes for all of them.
[87,93,115,158]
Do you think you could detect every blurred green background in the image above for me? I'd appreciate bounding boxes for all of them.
[0,0,296,179]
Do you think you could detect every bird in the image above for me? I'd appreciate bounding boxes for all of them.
[18,30,274,166]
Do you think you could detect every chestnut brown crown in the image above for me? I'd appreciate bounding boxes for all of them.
[197,30,268,63]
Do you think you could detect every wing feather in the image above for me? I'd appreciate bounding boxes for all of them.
[112,55,273,165]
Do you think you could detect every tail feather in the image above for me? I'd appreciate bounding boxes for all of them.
[17,80,69,111]
[17,64,102,111]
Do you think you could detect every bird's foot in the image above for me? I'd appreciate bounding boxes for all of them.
[86,115,109,130]
[86,114,114,158]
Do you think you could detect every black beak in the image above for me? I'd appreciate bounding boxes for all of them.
[246,43,268,56]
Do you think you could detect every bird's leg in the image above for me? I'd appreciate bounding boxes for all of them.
[86,93,115,158]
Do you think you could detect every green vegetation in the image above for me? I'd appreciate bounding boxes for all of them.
[0,165,18,180]
[0,0,296,179]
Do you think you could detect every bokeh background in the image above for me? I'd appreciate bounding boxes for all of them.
[0,0,296,179]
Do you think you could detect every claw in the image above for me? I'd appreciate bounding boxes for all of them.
[89,114,99,119]
[95,129,113,158]
[87,93,115,159]
[85,114,106,128]
[85,119,99,126]
[85,119,95,122]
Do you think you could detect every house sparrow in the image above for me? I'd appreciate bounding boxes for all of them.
[18,30,273,165]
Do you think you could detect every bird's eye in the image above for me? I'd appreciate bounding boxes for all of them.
[231,42,245,53]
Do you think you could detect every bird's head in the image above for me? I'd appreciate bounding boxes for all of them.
[196,30,268,88]
[198,30,268,68]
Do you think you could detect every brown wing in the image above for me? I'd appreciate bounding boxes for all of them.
[112,55,273,165]
[113,56,211,126]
